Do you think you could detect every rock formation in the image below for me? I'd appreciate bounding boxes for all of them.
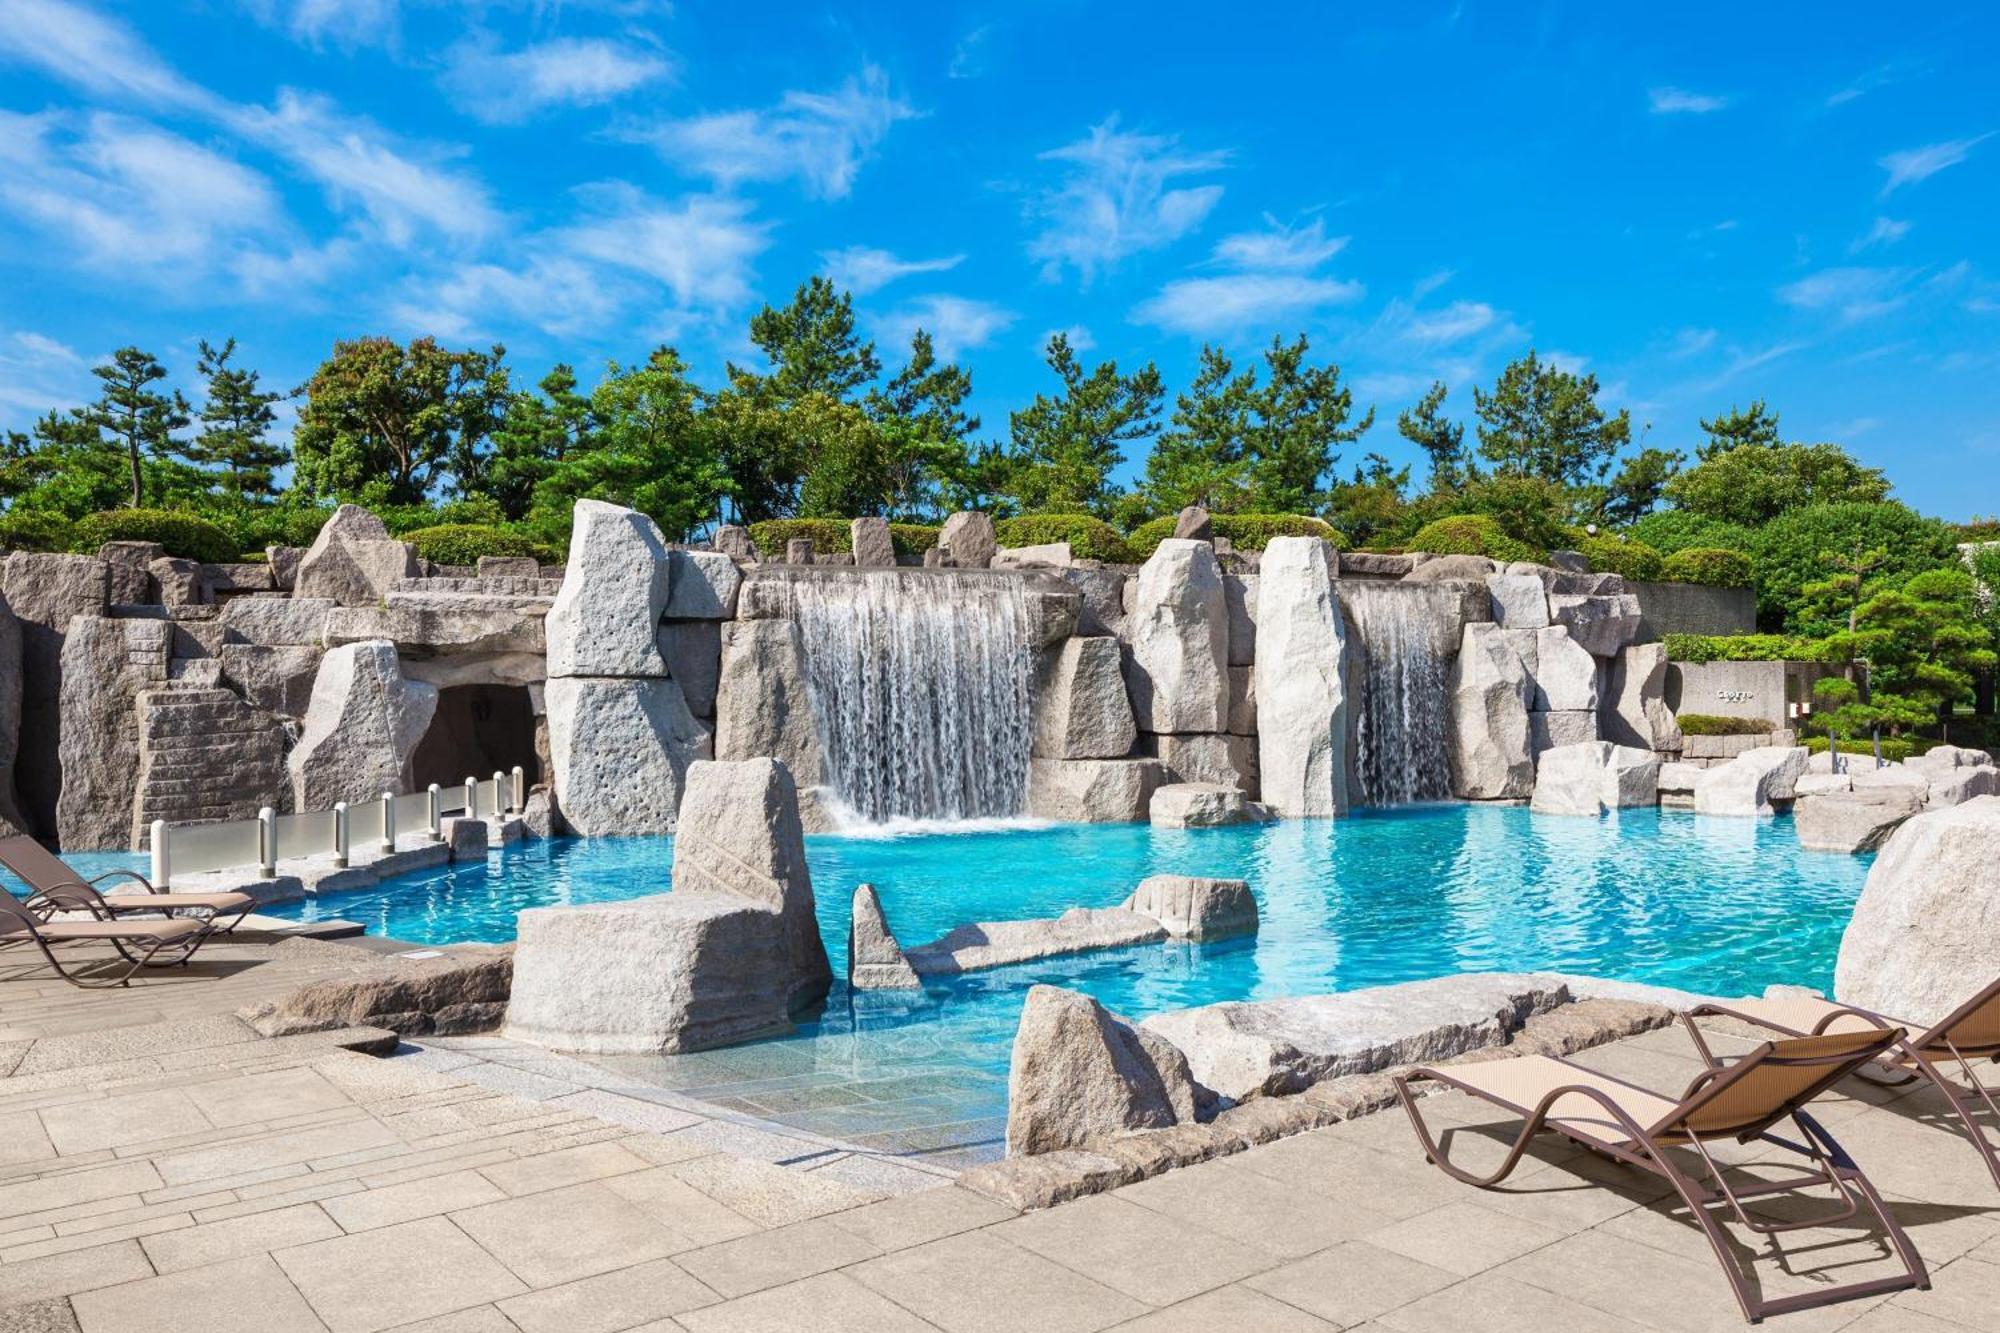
[0,593,23,835]
[848,884,921,990]
[1795,784,1927,853]
[1028,757,1167,822]
[904,908,1168,975]
[543,675,709,835]
[1253,536,1349,816]
[1692,745,1809,816]
[1529,742,1660,817]
[1600,643,1682,752]
[1005,985,1202,1156]
[55,617,171,848]
[289,641,439,811]
[1122,874,1258,940]
[1128,538,1230,734]
[1448,623,1534,800]
[295,505,418,608]
[938,511,997,569]
[544,499,672,677]
[1148,783,1272,828]
[1033,637,1136,760]
[849,517,896,568]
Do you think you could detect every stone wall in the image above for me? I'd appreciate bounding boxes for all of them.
[1626,580,1756,640]
[1665,659,1838,728]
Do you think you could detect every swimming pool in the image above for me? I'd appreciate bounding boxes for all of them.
[30,806,1869,1164]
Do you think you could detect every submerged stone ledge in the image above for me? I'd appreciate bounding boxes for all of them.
[902,908,1169,976]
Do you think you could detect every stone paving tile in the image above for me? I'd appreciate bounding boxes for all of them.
[0,1163,164,1224]
[374,1308,519,1333]
[1361,1199,1568,1277]
[184,1068,353,1127]
[1891,1255,2000,1330]
[542,1089,706,1137]
[474,1141,651,1198]
[1243,1238,1458,1327]
[273,1216,528,1333]
[852,1229,1147,1333]
[450,1181,683,1287]
[70,1253,330,1333]
[320,1169,505,1233]
[150,1119,400,1188]
[495,1255,717,1332]
[1104,1283,1340,1332]
[675,1215,880,1299]
[1114,1155,1395,1259]
[823,1185,1016,1253]
[1375,1270,1656,1332]
[37,1090,214,1158]
[667,1154,878,1228]
[995,1193,1276,1306]
[0,1240,153,1308]
[675,1270,939,1333]
[141,1203,342,1275]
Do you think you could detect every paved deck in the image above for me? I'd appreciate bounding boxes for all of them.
[2,956,1996,1330]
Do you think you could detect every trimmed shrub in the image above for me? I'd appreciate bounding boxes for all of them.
[0,510,75,553]
[1578,535,1664,582]
[1125,513,1339,561]
[402,524,556,567]
[1675,714,1775,736]
[888,523,940,556]
[748,518,851,558]
[1751,501,1957,633]
[1627,510,1758,556]
[1662,633,1834,664]
[1803,735,1932,763]
[998,514,1133,563]
[1660,546,1754,588]
[1406,514,1538,564]
[69,509,239,564]
[378,497,507,536]
[230,505,336,553]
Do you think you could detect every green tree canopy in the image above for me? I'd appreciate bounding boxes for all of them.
[188,338,285,502]
[84,347,189,508]
[1753,501,1957,634]
[1592,446,1685,527]
[1327,453,1411,549]
[1399,381,1469,491]
[1003,332,1163,517]
[1817,567,1996,736]
[1664,440,1891,528]
[489,364,594,521]
[1141,344,1257,513]
[1473,350,1631,488]
[733,276,880,404]
[292,337,509,506]
[1697,398,1781,461]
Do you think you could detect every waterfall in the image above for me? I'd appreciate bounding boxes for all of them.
[786,570,1036,824]
[1342,583,1453,805]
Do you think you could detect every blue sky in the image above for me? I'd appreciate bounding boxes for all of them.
[0,1,1994,518]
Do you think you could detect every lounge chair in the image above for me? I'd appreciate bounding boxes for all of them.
[1394,1027,1927,1324]
[1,891,212,987]
[0,835,255,935]
[1688,980,2000,1191]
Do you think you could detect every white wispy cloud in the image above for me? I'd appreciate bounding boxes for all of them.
[645,66,915,200]
[0,0,214,107]
[819,245,964,296]
[1040,324,1094,353]
[876,295,1016,361]
[1825,61,1915,110]
[1850,216,1912,253]
[1027,117,1227,284]
[1692,340,1808,393]
[1649,86,1730,114]
[442,35,673,125]
[560,187,770,311]
[243,0,399,51]
[949,24,994,78]
[1210,216,1346,271]
[1543,349,1590,375]
[391,254,625,342]
[1132,273,1362,336]
[1668,327,1718,358]
[1389,300,1500,346]
[1879,135,1992,195]
[1778,266,1912,322]
[0,329,92,419]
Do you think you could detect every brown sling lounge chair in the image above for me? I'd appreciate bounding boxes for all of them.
[1394,1027,1927,1324]
[0,835,255,936]
[1688,979,2000,1192]
[1,891,211,987]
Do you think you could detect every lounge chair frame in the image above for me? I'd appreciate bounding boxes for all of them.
[0,892,209,988]
[1689,981,2000,1192]
[1394,1029,1929,1324]
[0,835,254,936]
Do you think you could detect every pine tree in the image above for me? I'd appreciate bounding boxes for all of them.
[1398,381,1470,491]
[1697,398,1781,461]
[732,276,880,404]
[84,347,188,508]
[190,339,286,501]
[1003,333,1163,517]
[1472,350,1630,488]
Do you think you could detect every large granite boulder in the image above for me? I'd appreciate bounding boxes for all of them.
[1486,573,1549,629]
[1926,764,2000,809]
[1122,874,1258,940]
[100,540,162,604]
[222,595,335,646]
[0,593,22,835]
[1692,745,1809,816]
[1253,536,1349,816]
[1531,626,1598,712]
[1173,505,1213,541]
[289,641,438,811]
[665,550,742,619]
[1028,757,1167,822]
[1906,744,1993,773]
[1548,593,1643,657]
[239,941,515,1037]
[849,517,895,568]
[220,643,325,719]
[1006,985,1201,1156]
[506,758,829,1053]
[1796,784,1927,853]
[849,884,920,990]
[1529,709,1598,756]
[1140,974,1573,1101]
[906,908,1168,975]
[295,505,417,608]
[1835,796,2000,1021]
[1128,539,1230,734]
[1152,732,1257,794]
[657,621,722,719]
[1149,783,1272,829]
[1600,643,1682,752]
[545,676,710,835]
[55,617,171,849]
[1529,741,1660,817]
[130,686,288,847]
[938,511,997,569]
[2,553,108,836]
[1033,637,1136,760]
[545,500,671,677]
[1404,554,1494,582]
[714,619,825,819]
[1448,623,1534,800]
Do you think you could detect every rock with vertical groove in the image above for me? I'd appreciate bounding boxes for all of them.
[545,500,671,677]
[1254,537,1349,816]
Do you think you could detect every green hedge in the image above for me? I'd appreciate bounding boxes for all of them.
[1626,510,1758,556]
[1125,512,1338,561]
[1804,735,1933,763]
[402,524,556,567]
[0,510,75,554]
[1577,535,1663,581]
[1675,714,1775,736]
[1406,514,1538,564]
[69,509,240,564]
[748,518,850,558]
[1662,632,1834,664]
[888,523,940,555]
[1660,546,1754,588]
[998,514,1132,562]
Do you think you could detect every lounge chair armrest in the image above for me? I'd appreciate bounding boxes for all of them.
[87,869,159,895]
[24,885,115,920]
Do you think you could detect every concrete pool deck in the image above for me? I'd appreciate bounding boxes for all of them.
[2,944,1997,1330]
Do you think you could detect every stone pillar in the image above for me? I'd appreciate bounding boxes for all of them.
[56,617,171,849]
[1127,538,1230,733]
[2,553,109,838]
[850,517,896,568]
[288,641,438,812]
[1253,537,1350,816]
[1448,623,1535,800]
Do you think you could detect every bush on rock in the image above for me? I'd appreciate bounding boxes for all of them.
[69,508,240,563]
[1660,546,1754,588]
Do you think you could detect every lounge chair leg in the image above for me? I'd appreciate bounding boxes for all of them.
[1393,1074,1547,1189]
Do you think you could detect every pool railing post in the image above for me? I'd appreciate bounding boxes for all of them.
[258,807,277,878]
[380,790,395,853]
[464,776,479,820]
[333,802,349,868]
[150,819,170,891]
[511,765,525,813]
[427,784,442,842]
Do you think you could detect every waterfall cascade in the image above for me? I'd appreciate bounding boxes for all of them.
[786,570,1036,824]
[1342,583,1454,804]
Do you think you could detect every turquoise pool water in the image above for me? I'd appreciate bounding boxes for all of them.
[27,806,1870,1162]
